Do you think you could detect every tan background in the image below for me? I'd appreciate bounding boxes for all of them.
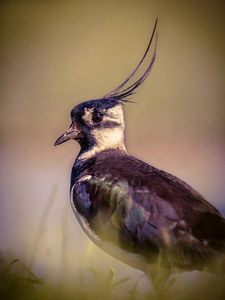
[0,0,225,285]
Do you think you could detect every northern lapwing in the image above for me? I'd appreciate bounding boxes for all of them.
[54,20,225,276]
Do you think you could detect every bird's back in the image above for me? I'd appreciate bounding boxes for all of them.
[71,149,225,272]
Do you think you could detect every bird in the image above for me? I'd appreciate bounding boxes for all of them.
[54,19,225,276]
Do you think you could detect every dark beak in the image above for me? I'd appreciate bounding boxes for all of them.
[54,124,80,146]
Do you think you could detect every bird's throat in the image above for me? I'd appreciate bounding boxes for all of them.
[78,127,127,161]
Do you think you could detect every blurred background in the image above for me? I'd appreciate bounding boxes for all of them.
[0,0,225,289]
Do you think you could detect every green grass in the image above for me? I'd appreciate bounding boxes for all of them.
[0,254,132,300]
[1,187,225,300]
[1,252,225,300]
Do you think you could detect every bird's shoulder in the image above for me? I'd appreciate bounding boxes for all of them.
[75,149,219,213]
[72,149,223,231]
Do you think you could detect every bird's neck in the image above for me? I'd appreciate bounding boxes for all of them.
[77,126,127,162]
[71,143,127,191]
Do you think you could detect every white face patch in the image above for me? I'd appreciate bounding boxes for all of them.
[104,105,125,128]
[78,126,126,161]
[78,103,127,161]
[93,125,125,148]
[82,107,94,124]
[82,104,124,128]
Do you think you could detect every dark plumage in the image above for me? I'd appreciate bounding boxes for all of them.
[54,20,225,274]
[103,19,157,101]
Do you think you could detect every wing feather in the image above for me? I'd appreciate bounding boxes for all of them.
[71,150,225,270]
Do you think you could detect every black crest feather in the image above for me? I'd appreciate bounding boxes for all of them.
[103,18,158,102]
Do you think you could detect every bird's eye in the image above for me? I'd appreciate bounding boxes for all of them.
[92,113,103,123]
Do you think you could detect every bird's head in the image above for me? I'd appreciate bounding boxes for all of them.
[54,19,158,160]
[54,98,126,160]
